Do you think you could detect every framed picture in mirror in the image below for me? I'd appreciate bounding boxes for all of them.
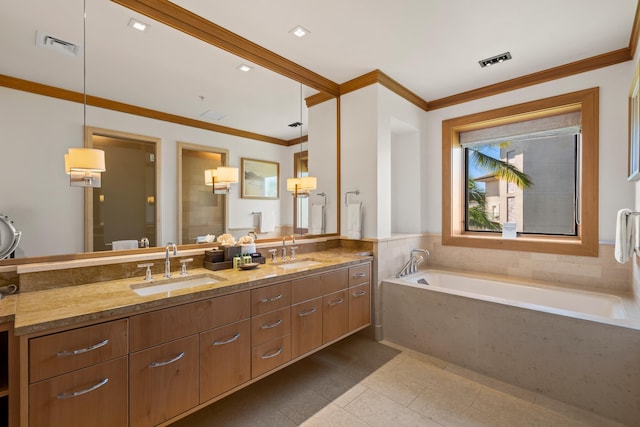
[241,158,280,199]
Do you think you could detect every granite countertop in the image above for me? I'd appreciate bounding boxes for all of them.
[13,249,372,336]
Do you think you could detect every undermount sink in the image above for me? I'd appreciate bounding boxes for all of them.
[130,273,224,296]
[275,259,321,270]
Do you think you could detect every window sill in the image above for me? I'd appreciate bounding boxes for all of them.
[442,232,598,257]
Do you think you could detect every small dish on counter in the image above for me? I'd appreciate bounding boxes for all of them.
[238,262,259,270]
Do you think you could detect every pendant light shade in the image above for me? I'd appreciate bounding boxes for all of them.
[66,148,106,172]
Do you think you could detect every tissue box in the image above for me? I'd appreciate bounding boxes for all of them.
[204,249,224,263]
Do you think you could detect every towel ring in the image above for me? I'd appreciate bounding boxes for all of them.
[345,190,360,206]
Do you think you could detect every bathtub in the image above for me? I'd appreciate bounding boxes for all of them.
[382,270,640,426]
[399,270,626,321]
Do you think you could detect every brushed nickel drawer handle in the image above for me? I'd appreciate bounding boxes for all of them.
[261,319,283,329]
[298,307,317,317]
[352,273,367,278]
[57,378,109,399]
[213,333,241,346]
[261,346,284,359]
[352,290,367,297]
[260,294,283,303]
[57,339,109,357]
[148,352,185,368]
[328,298,344,306]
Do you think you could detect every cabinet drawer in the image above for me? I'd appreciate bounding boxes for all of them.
[29,356,128,427]
[251,282,291,315]
[130,335,199,427]
[251,307,291,347]
[322,268,349,295]
[291,274,324,304]
[349,282,371,331]
[29,318,128,383]
[252,335,291,378]
[291,297,323,359]
[200,319,251,402]
[349,264,370,286]
[130,291,250,352]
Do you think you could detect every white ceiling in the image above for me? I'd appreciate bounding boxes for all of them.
[1,0,637,141]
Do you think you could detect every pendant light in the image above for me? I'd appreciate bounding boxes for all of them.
[287,84,317,196]
[64,0,105,187]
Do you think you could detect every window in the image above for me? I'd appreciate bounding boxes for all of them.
[442,88,599,256]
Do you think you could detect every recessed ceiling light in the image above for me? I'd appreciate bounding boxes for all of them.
[289,25,310,38]
[128,18,149,32]
[237,64,253,72]
[479,52,512,68]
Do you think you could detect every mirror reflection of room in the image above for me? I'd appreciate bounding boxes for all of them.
[179,145,228,245]
[89,129,158,252]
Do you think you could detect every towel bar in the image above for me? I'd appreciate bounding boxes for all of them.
[345,190,360,206]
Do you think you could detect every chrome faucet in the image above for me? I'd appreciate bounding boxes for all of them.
[289,234,298,260]
[165,242,177,278]
[281,237,288,262]
[397,248,430,277]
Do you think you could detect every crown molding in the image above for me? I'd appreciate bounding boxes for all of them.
[0,74,290,146]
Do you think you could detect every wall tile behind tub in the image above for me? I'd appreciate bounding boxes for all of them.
[378,234,632,293]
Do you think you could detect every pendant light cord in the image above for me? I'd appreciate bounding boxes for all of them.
[83,0,87,128]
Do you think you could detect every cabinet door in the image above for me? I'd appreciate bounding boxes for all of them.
[200,319,251,403]
[349,282,371,331]
[29,356,128,427]
[323,290,349,343]
[291,297,323,358]
[129,335,199,427]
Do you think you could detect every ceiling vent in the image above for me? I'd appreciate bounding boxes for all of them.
[35,31,79,56]
[479,51,512,68]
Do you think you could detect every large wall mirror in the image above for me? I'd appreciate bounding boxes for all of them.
[0,0,339,263]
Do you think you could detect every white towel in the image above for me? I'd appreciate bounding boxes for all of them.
[309,204,324,234]
[259,211,275,233]
[347,202,362,239]
[614,209,634,263]
[112,239,139,250]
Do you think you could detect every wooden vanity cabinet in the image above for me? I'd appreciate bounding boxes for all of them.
[22,260,372,427]
[348,264,371,331]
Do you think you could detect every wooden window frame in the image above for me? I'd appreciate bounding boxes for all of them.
[442,87,599,256]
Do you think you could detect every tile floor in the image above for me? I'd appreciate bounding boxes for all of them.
[169,334,628,427]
